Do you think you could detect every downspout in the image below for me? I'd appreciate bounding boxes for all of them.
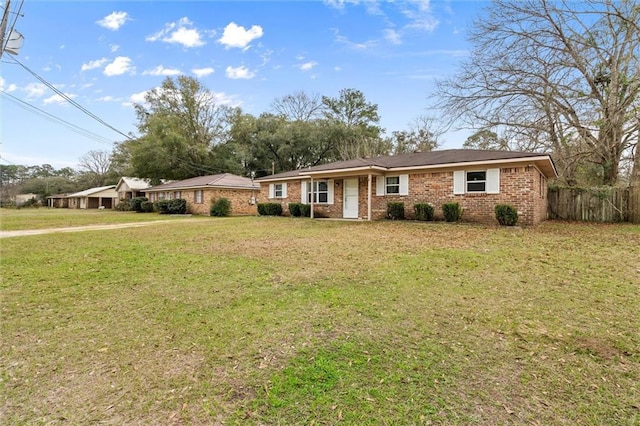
[310,177,314,219]
[367,173,372,221]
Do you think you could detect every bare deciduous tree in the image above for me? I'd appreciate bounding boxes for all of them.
[436,0,640,185]
[79,150,112,186]
[271,90,324,122]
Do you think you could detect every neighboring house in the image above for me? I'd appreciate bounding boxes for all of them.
[255,149,558,226]
[144,173,259,215]
[67,185,118,209]
[46,194,69,208]
[115,177,151,200]
[14,193,38,206]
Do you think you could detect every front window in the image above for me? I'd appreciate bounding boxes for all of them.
[194,190,203,204]
[274,184,284,198]
[175,191,181,199]
[158,192,166,200]
[308,181,328,203]
[386,176,400,194]
[466,171,486,192]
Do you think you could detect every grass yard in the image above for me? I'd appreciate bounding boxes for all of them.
[1,210,639,424]
[0,208,196,231]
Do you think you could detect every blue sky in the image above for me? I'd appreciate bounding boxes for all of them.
[1,0,485,169]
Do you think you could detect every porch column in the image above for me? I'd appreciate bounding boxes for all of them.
[367,173,372,221]
[310,177,314,219]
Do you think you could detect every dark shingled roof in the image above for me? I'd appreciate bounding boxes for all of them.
[256,149,556,181]
[146,173,259,191]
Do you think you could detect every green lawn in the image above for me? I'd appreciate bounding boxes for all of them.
[0,208,196,231]
[1,211,639,424]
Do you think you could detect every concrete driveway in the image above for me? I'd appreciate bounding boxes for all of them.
[0,219,201,239]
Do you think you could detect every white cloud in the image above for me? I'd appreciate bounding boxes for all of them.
[333,29,377,50]
[81,58,108,72]
[142,65,182,76]
[110,44,120,52]
[130,91,148,104]
[192,67,215,78]
[123,90,150,107]
[218,22,263,50]
[211,92,242,107]
[299,61,318,72]
[225,65,255,79]
[96,96,116,102]
[147,17,205,48]
[0,77,16,92]
[399,0,439,32]
[24,83,47,98]
[384,28,402,44]
[43,93,76,105]
[103,56,135,76]
[334,66,342,72]
[96,11,130,31]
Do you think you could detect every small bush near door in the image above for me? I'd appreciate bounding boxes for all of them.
[386,202,405,220]
[442,202,462,222]
[495,204,519,226]
[257,203,283,216]
[130,197,148,212]
[211,198,232,217]
[289,203,302,217]
[299,204,311,217]
[414,203,434,221]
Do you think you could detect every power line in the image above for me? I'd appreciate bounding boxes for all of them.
[1,89,115,145]
[6,54,134,141]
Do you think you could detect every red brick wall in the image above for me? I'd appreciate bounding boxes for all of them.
[148,188,258,215]
[258,166,549,225]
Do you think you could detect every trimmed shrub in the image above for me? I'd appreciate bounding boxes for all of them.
[155,199,186,214]
[299,203,311,217]
[141,201,154,213]
[289,202,302,217]
[155,200,170,214]
[414,203,434,221]
[211,198,232,217]
[442,202,462,222]
[495,204,519,226]
[386,202,405,220]
[257,203,283,216]
[167,198,187,214]
[115,200,132,211]
[130,197,148,213]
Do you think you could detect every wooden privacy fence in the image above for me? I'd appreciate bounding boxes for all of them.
[548,186,640,223]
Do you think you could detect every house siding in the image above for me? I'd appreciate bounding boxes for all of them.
[260,165,548,225]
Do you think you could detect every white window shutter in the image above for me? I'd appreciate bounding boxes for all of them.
[282,183,288,198]
[327,180,334,204]
[486,168,500,194]
[269,184,275,198]
[453,171,465,195]
[301,181,308,203]
[376,176,385,195]
[399,174,409,196]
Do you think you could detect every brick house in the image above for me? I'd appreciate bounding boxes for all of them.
[254,149,558,226]
[144,173,259,215]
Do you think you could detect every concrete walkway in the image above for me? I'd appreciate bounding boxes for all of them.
[0,219,200,239]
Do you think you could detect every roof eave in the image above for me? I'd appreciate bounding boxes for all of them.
[388,156,558,178]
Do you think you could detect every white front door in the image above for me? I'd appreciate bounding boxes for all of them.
[343,178,359,219]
